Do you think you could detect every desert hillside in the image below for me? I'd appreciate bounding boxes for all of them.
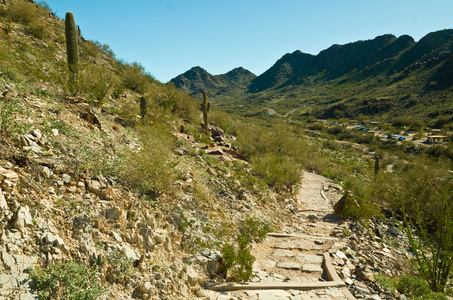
[1,1,453,300]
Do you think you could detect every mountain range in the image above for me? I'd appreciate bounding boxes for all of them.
[170,29,453,121]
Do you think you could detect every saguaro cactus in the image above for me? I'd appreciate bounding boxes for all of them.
[140,96,147,121]
[374,155,380,175]
[65,12,79,85]
[201,91,211,135]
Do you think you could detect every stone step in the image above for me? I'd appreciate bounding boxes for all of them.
[268,233,338,240]
[205,280,345,292]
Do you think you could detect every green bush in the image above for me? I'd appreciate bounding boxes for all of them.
[81,64,120,104]
[121,61,153,93]
[236,122,307,192]
[373,156,452,228]
[392,117,425,131]
[105,249,134,284]
[243,215,273,243]
[397,274,447,299]
[27,261,104,300]
[376,274,447,299]
[124,124,175,197]
[251,152,302,192]
[6,0,42,25]
[155,84,198,121]
[341,193,381,221]
[211,109,239,136]
[375,274,398,294]
[219,216,272,282]
[401,194,453,293]
[28,19,52,40]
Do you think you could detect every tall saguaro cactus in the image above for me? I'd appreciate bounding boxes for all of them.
[374,155,380,175]
[65,12,79,86]
[201,90,211,135]
[140,96,147,121]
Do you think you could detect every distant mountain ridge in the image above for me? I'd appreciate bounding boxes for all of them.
[170,29,453,120]
[170,66,256,97]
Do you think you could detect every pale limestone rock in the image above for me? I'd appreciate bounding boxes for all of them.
[41,232,65,251]
[51,128,59,136]
[302,264,323,273]
[276,262,301,270]
[0,190,7,210]
[122,245,140,262]
[1,180,15,192]
[112,231,122,243]
[106,206,121,220]
[13,206,33,231]
[186,266,199,286]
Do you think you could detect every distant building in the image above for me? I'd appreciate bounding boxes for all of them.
[426,135,446,144]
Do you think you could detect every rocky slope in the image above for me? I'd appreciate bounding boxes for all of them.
[0,81,298,299]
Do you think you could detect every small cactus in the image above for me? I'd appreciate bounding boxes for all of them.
[140,96,147,120]
[180,124,185,134]
[65,12,79,85]
[374,155,380,175]
[201,90,211,135]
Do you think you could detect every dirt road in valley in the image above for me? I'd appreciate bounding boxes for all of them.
[201,171,355,299]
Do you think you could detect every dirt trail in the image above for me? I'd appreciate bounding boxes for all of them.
[202,171,355,299]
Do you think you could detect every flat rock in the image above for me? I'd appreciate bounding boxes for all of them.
[273,249,295,257]
[296,254,323,264]
[276,262,301,270]
[206,147,224,155]
[2,251,16,271]
[259,290,292,300]
[302,264,323,273]
[258,259,277,269]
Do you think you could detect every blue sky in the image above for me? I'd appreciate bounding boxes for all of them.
[44,0,453,83]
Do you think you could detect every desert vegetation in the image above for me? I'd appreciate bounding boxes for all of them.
[1,0,453,298]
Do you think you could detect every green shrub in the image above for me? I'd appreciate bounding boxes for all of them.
[219,216,272,282]
[341,194,381,221]
[243,215,273,243]
[392,117,425,131]
[397,274,447,299]
[236,122,307,192]
[251,153,302,192]
[401,194,453,293]
[373,156,452,228]
[27,261,104,300]
[220,230,255,282]
[375,274,398,294]
[106,249,134,284]
[81,64,119,104]
[121,61,153,93]
[211,109,238,135]
[28,19,52,40]
[124,124,175,197]
[155,84,198,121]
[6,0,42,25]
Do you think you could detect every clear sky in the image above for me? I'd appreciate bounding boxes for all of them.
[44,0,453,83]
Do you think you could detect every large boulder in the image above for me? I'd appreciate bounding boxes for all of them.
[210,124,225,142]
[333,192,359,214]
